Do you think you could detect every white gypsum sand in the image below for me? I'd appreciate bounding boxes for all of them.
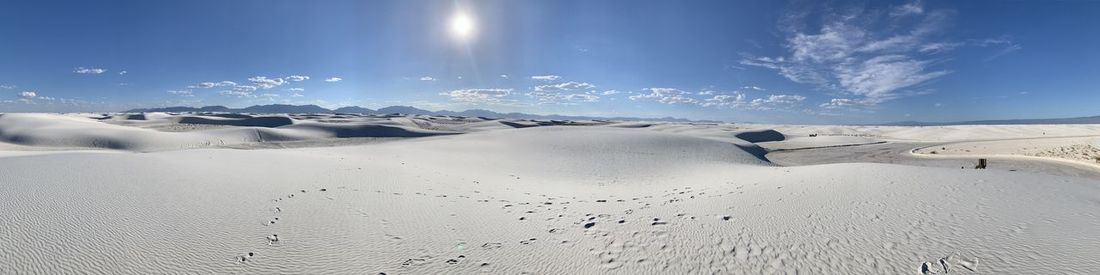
[1,113,1099,274]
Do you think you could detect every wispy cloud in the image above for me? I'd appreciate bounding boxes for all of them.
[819,98,874,109]
[700,92,806,110]
[533,81,595,92]
[284,75,310,82]
[741,1,954,108]
[0,84,15,90]
[530,75,561,81]
[440,88,514,104]
[500,74,509,79]
[167,90,193,97]
[748,94,806,110]
[248,76,286,89]
[629,88,698,104]
[74,66,107,74]
[218,90,255,98]
[420,76,437,81]
[18,91,37,99]
[188,81,237,89]
[324,77,343,82]
[891,0,924,17]
[527,92,599,104]
[118,70,128,75]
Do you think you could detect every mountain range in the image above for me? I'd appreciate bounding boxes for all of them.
[125,104,705,122]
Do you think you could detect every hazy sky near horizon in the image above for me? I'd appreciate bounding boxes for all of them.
[1,0,1098,123]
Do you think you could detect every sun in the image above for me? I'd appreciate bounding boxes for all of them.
[450,12,475,40]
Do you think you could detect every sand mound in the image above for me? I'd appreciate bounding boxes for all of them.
[0,113,447,151]
[177,115,295,128]
[497,120,542,128]
[368,126,772,183]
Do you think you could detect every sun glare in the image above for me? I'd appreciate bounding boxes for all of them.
[450,12,475,40]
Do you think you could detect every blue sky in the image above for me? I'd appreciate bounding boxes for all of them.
[1,0,1098,124]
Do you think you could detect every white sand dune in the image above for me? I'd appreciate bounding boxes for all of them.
[2,113,1099,273]
[755,124,1100,142]
[0,113,457,151]
[911,136,1100,169]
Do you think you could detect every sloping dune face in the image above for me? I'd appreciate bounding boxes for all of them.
[0,114,456,151]
[377,126,773,183]
[2,116,1100,274]
[176,116,296,127]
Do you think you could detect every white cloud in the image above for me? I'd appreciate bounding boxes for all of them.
[18,91,37,99]
[890,1,924,17]
[420,76,436,81]
[290,93,305,97]
[834,55,948,102]
[741,6,956,107]
[500,74,509,78]
[748,94,806,110]
[0,84,15,90]
[440,88,513,104]
[74,66,107,74]
[167,90,194,97]
[600,90,621,95]
[629,88,698,104]
[697,90,715,95]
[819,98,874,109]
[284,75,310,82]
[527,91,600,104]
[325,77,343,82]
[248,76,287,89]
[288,88,305,92]
[700,93,746,108]
[218,90,255,98]
[232,85,258,92]
[700,93,806,110]
[118,70,128,75]
[530,75,561,81]
[188,81,237,89]
[533,81,595,92]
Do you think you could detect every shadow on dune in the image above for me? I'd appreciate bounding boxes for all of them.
[284,123,460,138]
[730,129,787,163]
[734,129,786,143]
[177,116,294,128]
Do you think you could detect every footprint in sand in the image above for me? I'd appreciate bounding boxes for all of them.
[267,234,280,244]
[400,258,428,267]
[237,252,255,262]
[481,242,503,249]
[445,255,465,265]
